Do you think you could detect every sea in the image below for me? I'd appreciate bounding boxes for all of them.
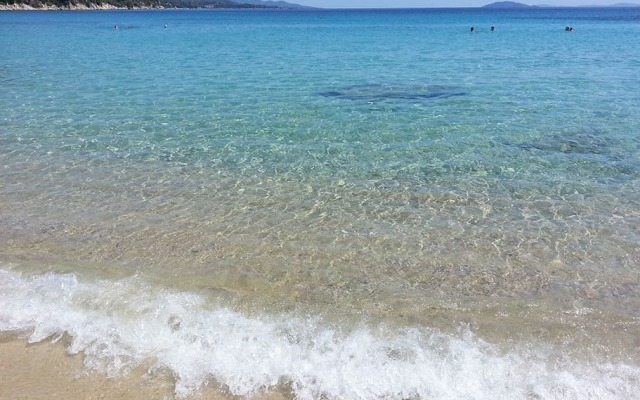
[1,6,639,399]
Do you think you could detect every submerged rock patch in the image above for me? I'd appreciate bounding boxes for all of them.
[319,83,467,102]
[515,132,620,156]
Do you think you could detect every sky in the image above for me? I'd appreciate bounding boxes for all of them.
[290,0,627,7]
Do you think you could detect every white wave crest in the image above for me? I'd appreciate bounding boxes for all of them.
[1,269,638,399]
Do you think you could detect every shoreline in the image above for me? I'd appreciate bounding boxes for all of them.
[0,3,164,10]
[0,1,281,11]
[0,337,288,400]
[0,337,176,399]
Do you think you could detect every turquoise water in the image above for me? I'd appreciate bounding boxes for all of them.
[1,8,640,398]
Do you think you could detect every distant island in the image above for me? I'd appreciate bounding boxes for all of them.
[483,1,640,7]
[0,0,310,10]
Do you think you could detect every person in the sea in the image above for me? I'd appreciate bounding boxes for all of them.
[491,26,495,31]
[470,26,475,32]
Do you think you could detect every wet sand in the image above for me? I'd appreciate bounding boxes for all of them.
[0,338,174,400]
[0,338,288,400]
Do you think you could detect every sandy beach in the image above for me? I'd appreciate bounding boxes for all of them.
[0,337,175,400]
[0,337,297,399]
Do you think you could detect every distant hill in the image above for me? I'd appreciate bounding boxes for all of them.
[483,1,534,7]
[0,0,309,9]
[0,0,166,9]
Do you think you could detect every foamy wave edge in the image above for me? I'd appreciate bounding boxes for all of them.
[1,269,638,399]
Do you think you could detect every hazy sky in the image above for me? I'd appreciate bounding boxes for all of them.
[291,1,620,8]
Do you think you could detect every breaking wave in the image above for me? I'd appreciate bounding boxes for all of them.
[1,269,638,399]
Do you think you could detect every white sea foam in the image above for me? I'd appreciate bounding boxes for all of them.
[1,268,639,399]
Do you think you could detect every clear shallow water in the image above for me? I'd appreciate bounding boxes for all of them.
[1,8,640,399]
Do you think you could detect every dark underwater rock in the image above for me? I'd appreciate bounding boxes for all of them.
[319,83,467,102]
[515,132,618,155]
